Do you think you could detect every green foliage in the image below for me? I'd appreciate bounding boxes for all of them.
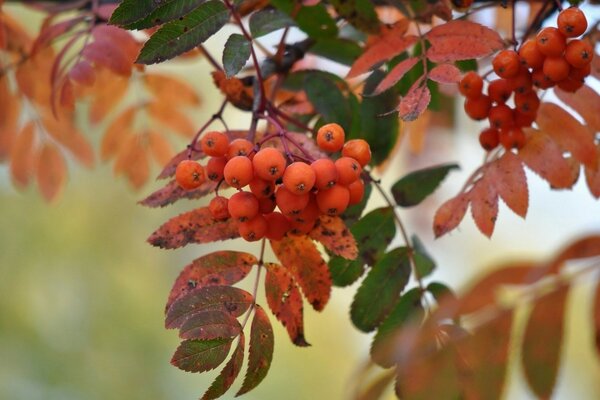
[270,0,338,39]
[222,34,250,77]
[171,338,233,373]
[123,0,207,30]
[391,164,460,207]
[249,8,295,38]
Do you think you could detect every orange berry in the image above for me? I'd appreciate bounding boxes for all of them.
[564,39,593,68]
[488,104,514,130]
[514,109,536,127]
[488,79,512,104]
[311,158,338,190]
[175,160,205,190]
[258,195,276,214]
[275,186,310,216]
[543,57,570,82]
[239,214,268,242]
[249,177,275,198]
[316,123,345,152]
[288,218,317,236]
[479,127,500,151]
[514,91,540,116]
[201,131,229,157]
[227,138,254,159]
[557,7,587,38]
[335,156,362,185]
[224,156,253,188]
[458,71,483,98]
[342,139,371,167]
[228,191,259,222]
[252,147,286,181]
[493,50,521,78]
[209,196,230,220]
[509,67,533,94]
[348,179,365,205]
[536,27,566,57]
[316,184,350,216]
[292,195,320,223]
[264,212,291,241]
[283,162,316,195]
[569,63,591,81]
[557,77,584,92]
[206,156,227,182]
[464,95,491,120]
[532,68,554,89]
[519,39,545,69]
[499,128,526,150]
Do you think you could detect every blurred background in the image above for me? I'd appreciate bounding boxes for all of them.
[1,2,600,400]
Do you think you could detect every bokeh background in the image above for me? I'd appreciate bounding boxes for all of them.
[1,2,600,399]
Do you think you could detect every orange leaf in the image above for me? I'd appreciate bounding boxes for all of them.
[10,122,36,188]
[397,82,431,122]
[101,106,136,161]
[0,77,20,160]
[425,20,504,62]
[61,131,95,168]
[549,235,600,273]
[114,135,149,189]
[348,22,417,78]
[270,235,332,311]
[536,102,596,168]
[373,57,419,95]
[427,63,461,84]
[309,215,358,260]
[487,152,528,218]
[148,207,240,249]
[68,60,96,86]
[89,70,129,123]
[555,85,600,132]
[144,73,200,106]
[59,79,75,112]
[36,142,67,201]
[146,130,174,166]
[264,263,308,346]
[469,176,498,238]
[433,192,469,238]
[585,149,600,198]
[594,282,600,357]
[147,101,195,138]
[518,128,574,189]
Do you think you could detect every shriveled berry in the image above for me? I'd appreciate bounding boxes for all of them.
[342,139,371,167]
[227,138,254,159]
[228,191,259,222]
[175,160,205,190]
[557,7,588,38]
[252,147,286,181]
[479,127,500,151]
[239,214,268,241]
[201,131,229,157]
[536,27,566,57]
[275,186,310,216]
[493,50,521,79]
[311,158,338,190]
[316,123,345,152]
[283,162,316,195]
[206,156,227,182]
[458,71,483,98]
[264,212,291,241]
[209,196,230,220]
[316,184,350,216]
[223,155,253,188]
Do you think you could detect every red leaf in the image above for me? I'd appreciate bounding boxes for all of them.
[36,142,67,202]
[171,338,233,373]
[469,176,498,238]
[270,236,332,311]
[201,334,245,400]
[536,102,596,168]
[82,40,131,77]
[68,60,96,86]
[433,192,469,238]
[264,263,308,346]
[594,282,600,358]
[179,310,241,340]
[373,57,419,95]
[486,152,528,218]
[426,20,504,62]
[140,179,217,208]
[397,81,431,122]
[348,22,417,78]
[147,207,239,249]
[166,251,256,311]
[584,146,600,198]
[31,16,86,56]
[236,305,274,396]
[518,129,575,189]
[521,285,569,399]
[165,286,253,329]
[309,215,358,260]
[10,122,36,188]
[0,76,20,160]
[555,85,600,132]
[548,235,600,273]
[427,63,461,84]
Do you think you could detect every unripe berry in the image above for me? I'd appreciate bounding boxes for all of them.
[252,147,286,181]
[175,160,205,190]
[283,162,316,195]
[224,156,253,188]
[316,123,345,152]
[228,191,259,222]
[316,184,350,216]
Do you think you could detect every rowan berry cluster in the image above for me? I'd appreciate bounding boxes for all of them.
[459,7,593,151]
[175,123,371,242]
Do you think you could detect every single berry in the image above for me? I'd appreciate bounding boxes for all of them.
[347,179,365,206]
[283,162,316,195]
[252,147,286,181]
[514,91,540,116]
[264,212,291,241]
[458,71,483,98]
[249,177,275,199]
[509,67,533,94]
[342,139,371,167]
[536,27,566,57]
[464,95,492,120]
[557,7,588,38]
[557,77,584,92]
[206,156,227,182]
[316,123,345,152]
[564,39,593,69]
[224,155,253,188]
[275,186,310,216]
[499,128,526,150]
[316,184,350,216]
[488,79,513,104]
[493,50,521,78]
[311,158,338,190]
[519,39,545,69]
[228,191,259,222]
[532,68,554,89]
[335,156,362,185]
[227,138,254,159]
[175,160,205,190]
[543,56,570,82]
[488,104,514,130]
[239,214,268,242]
[209,196,230,220]
[479,127,500,151]
[201,131,229,157]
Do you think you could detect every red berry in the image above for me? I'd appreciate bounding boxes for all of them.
[316,184,350,216]
[493,50,521,79]
[283,162,316,195]
[175,160,205,190]
[264,212,291,241]
[209,196,230,220]
[252,147,286,181]
[239,214,268,242]
[228,191,259,222]
[342,139,371,167]
[464,95,492,120]
[316,123,345,152]
[458,71,483,98]
[536,27,566,57]
[557,7,588,38]
[201,131,229,157]
[479,127,500,151]
[224,156,253,188]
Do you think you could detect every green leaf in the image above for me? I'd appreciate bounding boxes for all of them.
[110,0,171,27]
[351,247,412,332]
[426,282,457,305]
[249,8,295,38]
[456,58,478,72]
[124,0,207,30]
[391,163,460,207]
[328,256,365,287]
[136,0,230,65]
[237,305,274,396]
[330,0,380,33]
[309,38,362,66]
[304,74,352,132]
[412,235,436,278]
[270,0,337,39]
[222,34,250,77]
[201,334,245,400]
[371,288,424,367]
[282,69,346,92]
[171,337,233,372]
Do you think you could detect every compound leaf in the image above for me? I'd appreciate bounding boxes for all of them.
[171,337,233,373]
[201,334,245,400]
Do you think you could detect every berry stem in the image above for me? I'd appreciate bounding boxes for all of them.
[268,104,316,134]
[240,238,267,330]
[187,100,228,158]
